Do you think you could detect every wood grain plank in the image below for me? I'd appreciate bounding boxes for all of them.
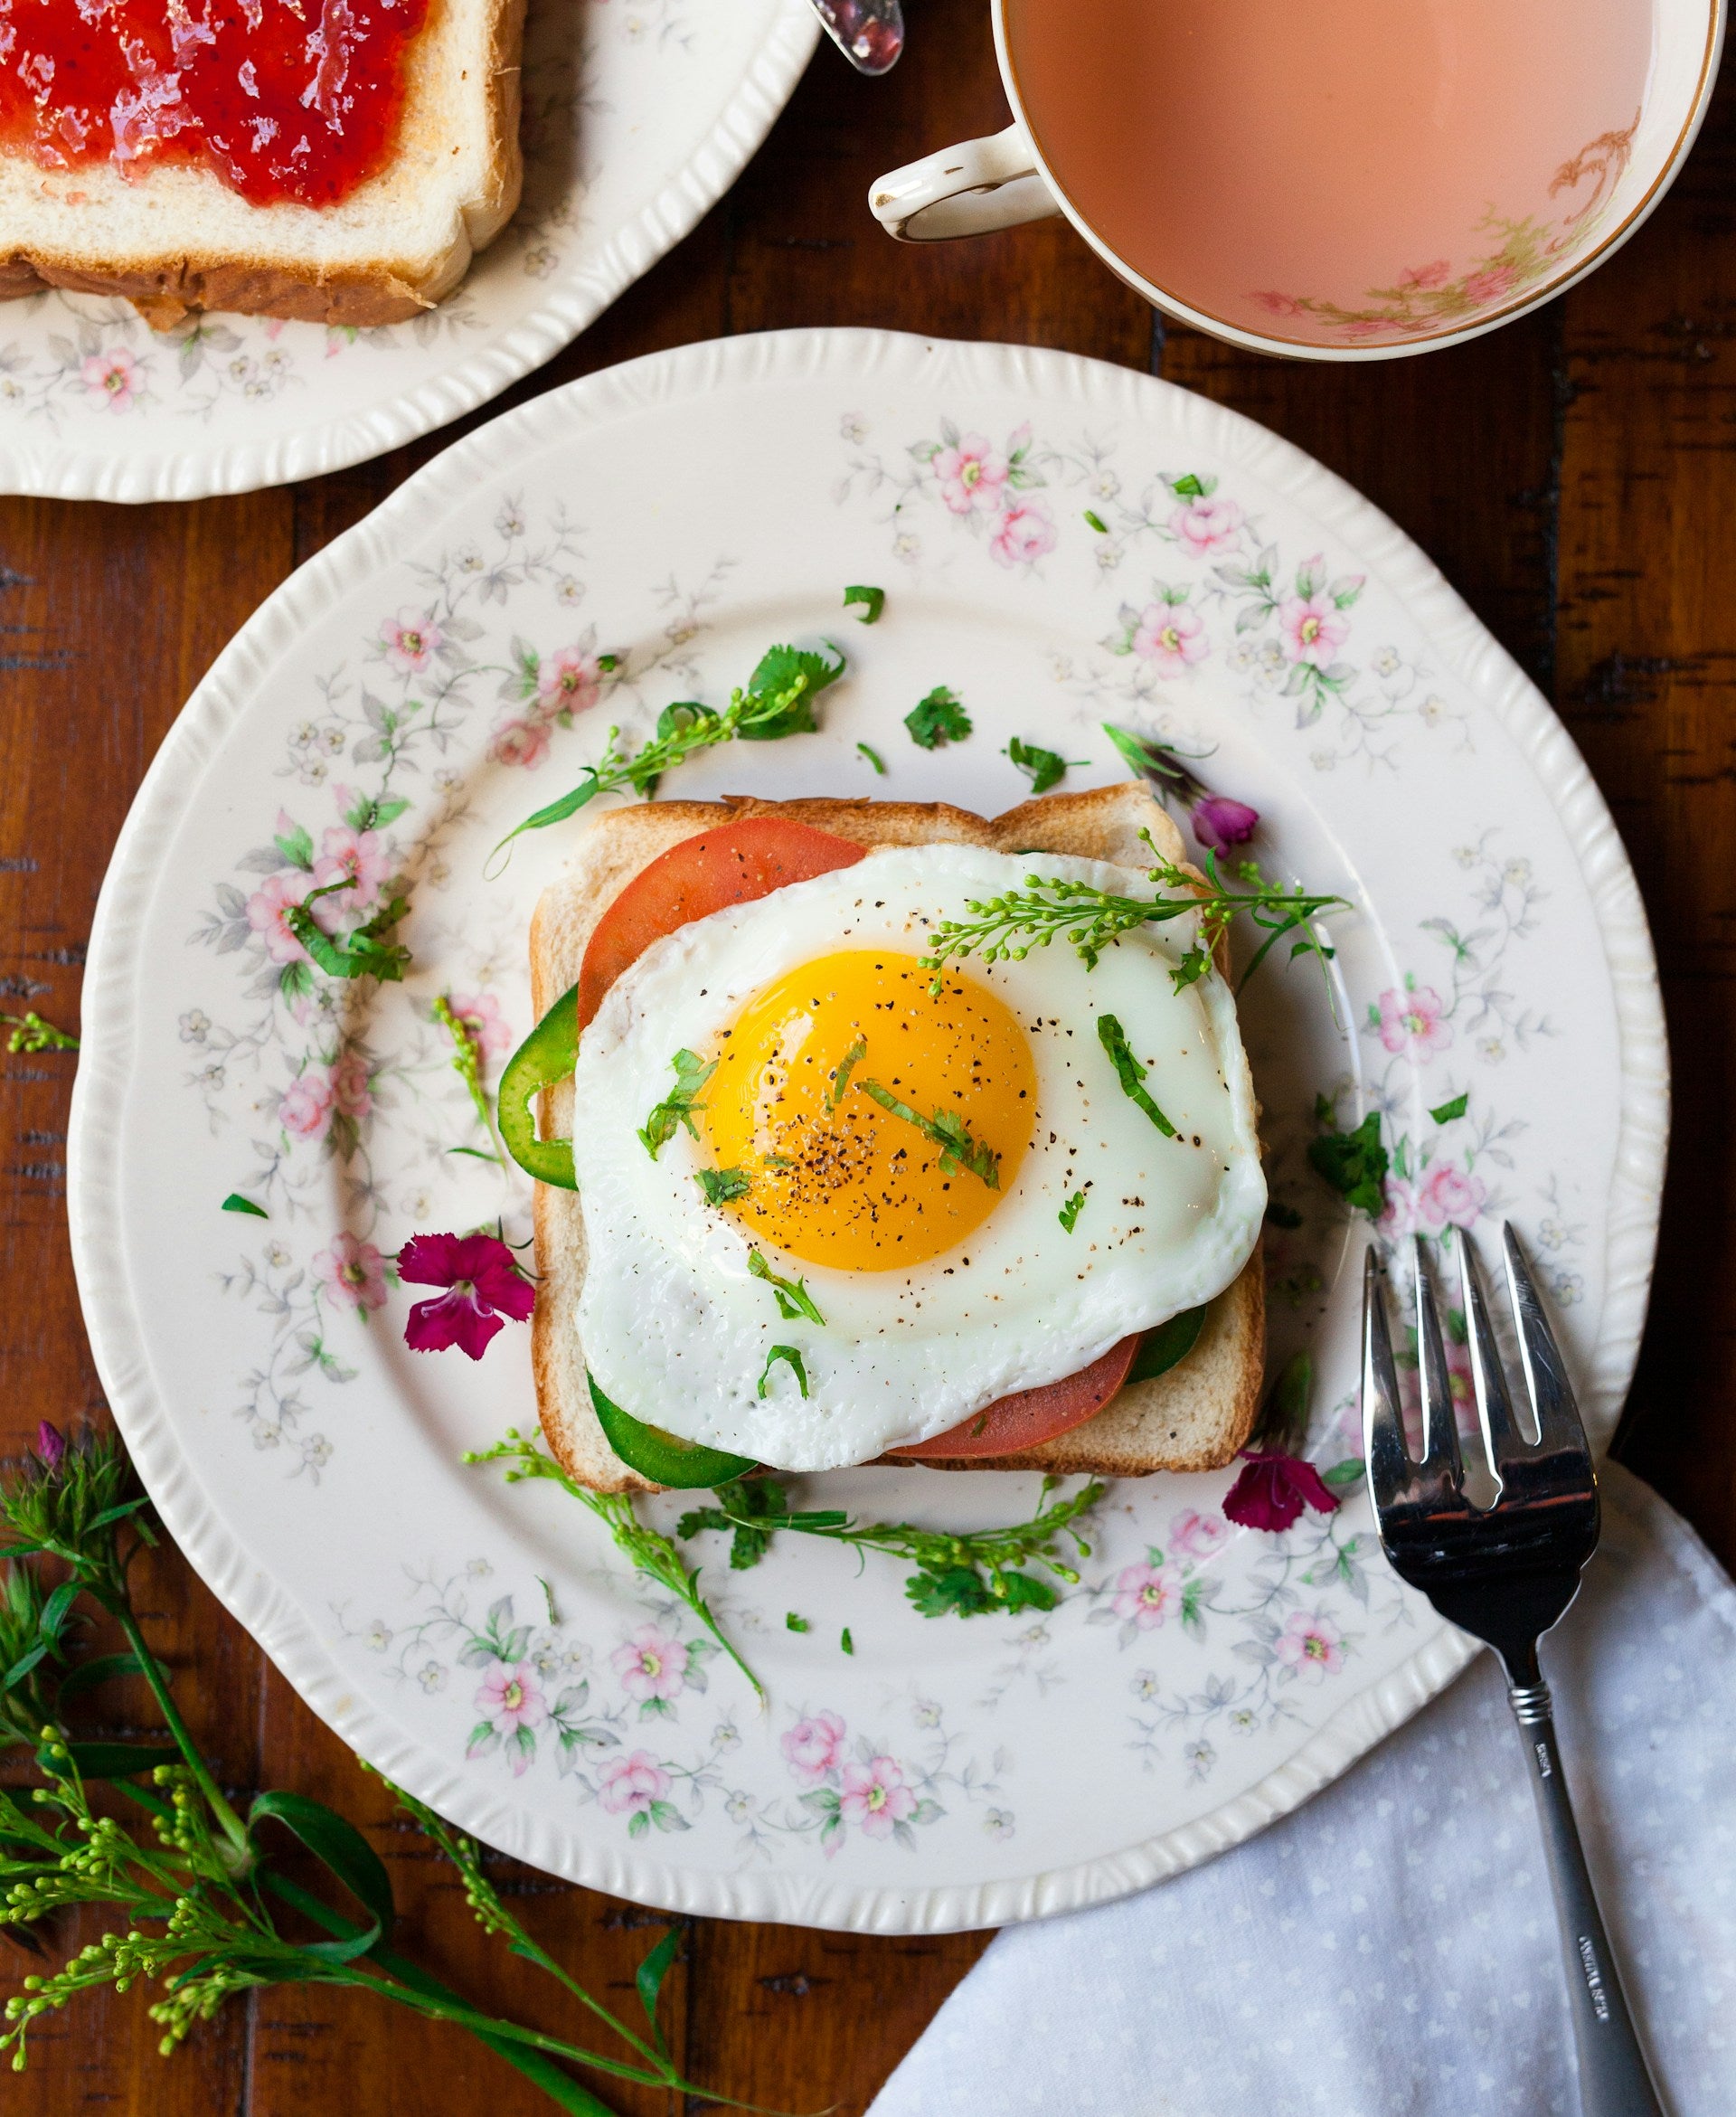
[1554,69,1736,1563]
[0,488,293,2117]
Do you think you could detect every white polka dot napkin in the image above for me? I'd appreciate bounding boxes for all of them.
[870,1462,1736,2117]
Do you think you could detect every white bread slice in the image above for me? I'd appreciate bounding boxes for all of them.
[530,787,1266,1493]
[0,0,524,328]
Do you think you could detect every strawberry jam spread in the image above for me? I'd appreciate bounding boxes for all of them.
[0,0,434,208]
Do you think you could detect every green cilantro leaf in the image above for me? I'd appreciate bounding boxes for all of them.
[786,1611,811,1632]
[1307,1109,1389,1217]
[1005,738,1082,795]
[693,1167,750,1205]
[740,643,845,742]
[1058,1188,1087,1233]
[844,585,885,624]
[904,685,972,750]
[221,1194,269,1218]
[1429,1092,1469,1124]
[857,741,887,775]
[638,1049,716,1158]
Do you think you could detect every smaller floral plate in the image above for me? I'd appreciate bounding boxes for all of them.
[69,331,1666,1931]
[0,0,816,501]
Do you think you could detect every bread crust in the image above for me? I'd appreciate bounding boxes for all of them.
[0,0,525,327]
[528,788,1267,1492]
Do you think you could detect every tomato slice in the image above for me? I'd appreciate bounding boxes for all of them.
[886,1334,1143,1460]
[578,817,866,1029]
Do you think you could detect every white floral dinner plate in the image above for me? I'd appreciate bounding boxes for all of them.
[69,330,1666,1931]
[0,0,816,502]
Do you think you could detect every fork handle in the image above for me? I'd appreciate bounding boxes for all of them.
[1508,1679,1667,2116]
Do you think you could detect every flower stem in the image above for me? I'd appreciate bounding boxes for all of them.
[114,1605,251,1864]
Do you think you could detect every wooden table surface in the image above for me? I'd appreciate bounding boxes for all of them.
[3,3,1731,2109]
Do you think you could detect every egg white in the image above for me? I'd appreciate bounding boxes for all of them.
[570,843,1266,1471]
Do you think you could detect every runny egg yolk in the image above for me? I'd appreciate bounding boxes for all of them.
[702,950,1036,1271]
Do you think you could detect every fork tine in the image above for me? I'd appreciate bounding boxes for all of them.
[1454,1224,1526,1476]
[1502,1223,1591,1459]
[1412,1236,1462,1481]
[1361,1247,1411,1511]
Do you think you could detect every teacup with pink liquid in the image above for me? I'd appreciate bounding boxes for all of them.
[870,0,1722,360]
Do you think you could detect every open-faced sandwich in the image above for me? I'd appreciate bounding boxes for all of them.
[0,0,524,326]
[501,781,1269,1494]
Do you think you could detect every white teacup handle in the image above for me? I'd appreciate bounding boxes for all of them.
[868,124,1061,242]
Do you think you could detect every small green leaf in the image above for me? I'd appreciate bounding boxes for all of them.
[1127,1305,1206,1384]
[250,1789,395,1957]
[748,1250,825,1326]
[1005,737,1081,796]
[1097,1015,1176,1136]
[905,685,972,750]
[786,1611,810,1633]
[1058,1188,1087,1233]
[639,1048,716,1158]
[856,741,887,775]
[828,1034,867,1110]
[758,1345,809,1399]
[222,1193,269,1218]
[840,1627,854,1656]
[1307,1110,1389,1217]
[844,584,885,624]
[54,1650,156,1706]
[1323,1459,1366,1489]
[1083,509,1109,534]
[1429,1092,1469,1124]
[635,1923,683,2046]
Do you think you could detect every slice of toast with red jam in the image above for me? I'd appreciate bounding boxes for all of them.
[530,785,1267,1495]
[0,0,524,328]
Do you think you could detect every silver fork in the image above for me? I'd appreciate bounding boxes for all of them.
[1363,1224,1666,2117]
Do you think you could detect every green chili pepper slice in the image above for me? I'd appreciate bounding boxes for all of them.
[588,1374,757,1489]
[1126,1304,1206,1385]
[498,982,579,1188]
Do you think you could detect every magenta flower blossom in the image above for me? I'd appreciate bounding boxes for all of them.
[399,1232,535,1359]
[1106,725,1261,853]
[1222,1448,1341,1535]
[1190,794,1260,853]
[35,1421,65,1472]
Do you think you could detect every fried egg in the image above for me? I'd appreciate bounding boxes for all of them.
[571,844,1265,1471]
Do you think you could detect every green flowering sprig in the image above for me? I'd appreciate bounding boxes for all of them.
[0,1425,778,2111]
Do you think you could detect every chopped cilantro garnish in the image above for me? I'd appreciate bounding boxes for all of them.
[905,685,972,750]
[844,584,885,624]
[638,1049,715,1158]
[1096,1016,1176,1137]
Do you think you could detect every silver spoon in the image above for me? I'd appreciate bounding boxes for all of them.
[809,0,904,74]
